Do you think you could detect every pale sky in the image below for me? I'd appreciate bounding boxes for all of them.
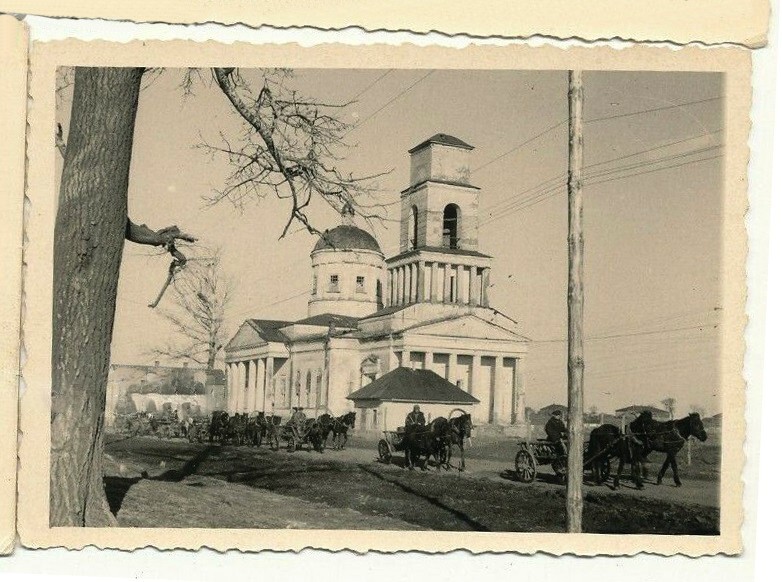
[58,68,724,416]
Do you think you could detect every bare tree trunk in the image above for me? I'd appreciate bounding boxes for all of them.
[51,67,144,526]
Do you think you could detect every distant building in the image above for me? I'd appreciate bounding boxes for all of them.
[224,135,529,427]
[104,362,226,426]
[347,367,479,431]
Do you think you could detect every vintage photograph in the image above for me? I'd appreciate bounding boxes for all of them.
[17,41,748,554]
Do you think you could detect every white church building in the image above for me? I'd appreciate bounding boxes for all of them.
[224,134,530,429]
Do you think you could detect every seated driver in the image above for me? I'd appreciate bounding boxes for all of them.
[545,409,568,457]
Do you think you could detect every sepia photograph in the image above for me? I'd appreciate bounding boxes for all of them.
[18,41,749,554]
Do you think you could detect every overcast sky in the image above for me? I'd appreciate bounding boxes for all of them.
[58,68,724,416]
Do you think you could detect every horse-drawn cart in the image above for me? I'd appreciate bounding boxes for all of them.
[377,429,405,464]
[515,439,609,484]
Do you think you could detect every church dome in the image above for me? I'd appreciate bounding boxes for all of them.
[313,225,382,254]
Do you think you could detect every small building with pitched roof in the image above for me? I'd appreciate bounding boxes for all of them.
[347,367,479,431]
[224,135,529,428]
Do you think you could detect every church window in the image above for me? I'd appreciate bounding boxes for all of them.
[356,275,365,293]
[443,203,460,249]
[312,273,317,295]
[409,205,419,249]
[372,409,379,428]
[329,274,340,292]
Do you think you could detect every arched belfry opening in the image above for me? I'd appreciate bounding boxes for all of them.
[443,203,461,249]
[409,205,419,249]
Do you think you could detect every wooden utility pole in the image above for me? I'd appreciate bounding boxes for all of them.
[566,69,585,533]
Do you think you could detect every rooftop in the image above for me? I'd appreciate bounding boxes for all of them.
[409,133,474,154]
[347,367,480,404]
[313,225,382,254]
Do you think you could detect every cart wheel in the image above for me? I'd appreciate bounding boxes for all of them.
[552,458,568,484]
[515,447,537,483]
[378,440,392,464]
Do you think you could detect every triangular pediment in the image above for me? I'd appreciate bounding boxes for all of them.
[403,314,527,342]
[225,321,266,352]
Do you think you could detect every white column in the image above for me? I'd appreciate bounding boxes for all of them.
[411,263,418,303]
[395,268,403,305]
[447,353,457,383]
[470,354,480,396]
[496,357,512,425]
[401,350,410,368]
[233,363,242,413]
[386,270,392,307]
[430,262,439,302]
[402,265,408,304]
[237,362,247,412]
[443,263,451,302]
[454,265,463,304]
[265,356,274,410]
[248,360,258,412]
[481,267,491,306]
[226,364,234,413]
[417,261,426,302]
[424,351,434,370]
[469,266,478,306]
[256,358,266,413]
[488,356,497,423]
[513,357,524,424]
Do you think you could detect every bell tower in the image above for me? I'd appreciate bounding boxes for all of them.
[386,134,492,309]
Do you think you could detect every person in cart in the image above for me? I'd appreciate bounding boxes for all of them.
[545,409,568,457]
[405,405,426,432]
[289,407,307,439]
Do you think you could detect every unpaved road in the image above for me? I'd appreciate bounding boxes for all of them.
[105,435,719,533]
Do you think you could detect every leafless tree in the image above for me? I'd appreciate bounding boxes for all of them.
[661,397,676,419]
[149,250,233,370]
[52,67,384,526]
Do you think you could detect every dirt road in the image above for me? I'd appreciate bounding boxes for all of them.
[105,436,719,533]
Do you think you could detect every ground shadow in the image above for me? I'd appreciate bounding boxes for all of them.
[104,445,218,515]
[358,465,490,531]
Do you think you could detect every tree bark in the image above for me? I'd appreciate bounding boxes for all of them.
[51,67,144,526]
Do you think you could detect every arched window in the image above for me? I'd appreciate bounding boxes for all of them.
[443,203,460,249]
[305,371,312,407]
[409,205,419,249]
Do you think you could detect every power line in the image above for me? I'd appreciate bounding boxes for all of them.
[482,130,723,218]
[586,96,722,124]
[472,95,722,178]
[532,323,718,344]
[229,288,311,321]
[482,147,723,226]
[347,69,394,102]
[347,70,436,134]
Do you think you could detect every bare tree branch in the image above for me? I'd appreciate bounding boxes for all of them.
[208,67,391,238]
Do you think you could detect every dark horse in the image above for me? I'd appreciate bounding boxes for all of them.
[317,412,356,450]
[630,411,708,487]
[443,412,473,471]
[586,424,644,490]
[403,417,450,471]
[209,410,230,444]
[330,412,356,450]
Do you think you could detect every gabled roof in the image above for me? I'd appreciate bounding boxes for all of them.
[347,367,479,404]
[295,313,360,328]
[246,319,293,344]
[409,133,474,154]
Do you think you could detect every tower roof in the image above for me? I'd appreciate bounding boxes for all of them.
[408,133,474,154]
[313,225,382,254]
